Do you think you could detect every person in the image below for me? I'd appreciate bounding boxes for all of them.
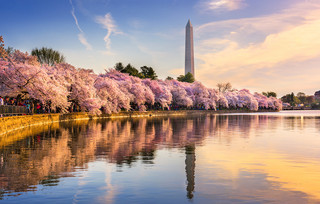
[5,97,9,105]
[36,103,41,114]
[26,101,31,114]
[30,102,34,114]
[0,96,4,106]
[0,96,4,117]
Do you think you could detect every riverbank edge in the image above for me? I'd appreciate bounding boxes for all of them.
[0,109,276,136]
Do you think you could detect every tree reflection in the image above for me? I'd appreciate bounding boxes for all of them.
[0,114,301,199]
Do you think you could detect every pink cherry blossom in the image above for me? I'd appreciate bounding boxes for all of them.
[0,51,282,114]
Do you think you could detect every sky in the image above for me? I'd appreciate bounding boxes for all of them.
[1,0,320,96]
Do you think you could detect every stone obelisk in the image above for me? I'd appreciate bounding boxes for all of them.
[185,19,194,78]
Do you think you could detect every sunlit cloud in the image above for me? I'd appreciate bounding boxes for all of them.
[69,0,92,50]
[195,1,320,95]
[96,13,123,54]
[204,0,246,11]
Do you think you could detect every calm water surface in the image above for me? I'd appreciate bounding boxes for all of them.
[1,111,320,203]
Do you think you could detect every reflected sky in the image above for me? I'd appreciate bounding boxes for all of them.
[1,111,320,203]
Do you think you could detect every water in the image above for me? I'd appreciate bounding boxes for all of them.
[1,111,320,203]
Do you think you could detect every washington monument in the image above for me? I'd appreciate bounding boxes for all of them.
[185,19,194,77]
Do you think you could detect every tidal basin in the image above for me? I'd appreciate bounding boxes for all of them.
[1,111,320,203]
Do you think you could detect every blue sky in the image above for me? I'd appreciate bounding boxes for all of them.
[1,0,319,96]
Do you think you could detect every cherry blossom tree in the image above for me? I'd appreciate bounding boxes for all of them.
[0,48,283,114]
[0,51,70,112]
[48,63,98,112]
[191,82,215,109]
[225,91,238,108]
[103,70,155,111]
[94,75,130,114]
[254,92,269,109]
[236,89,259,111]
[166,80,193,108]
[143,79,172,109]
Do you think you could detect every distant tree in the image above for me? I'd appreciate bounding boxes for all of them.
[177,72,195,83]
[0,36,7,59]
[31,47,65,66]
[294,96,301,105]
[281,94,290,103]
[270,92,277,98]
[166,76,173,80]
[297,92,305,98]
[115,63,158,79]
[306,95,315,104]
[281,92,301,106]
[297,92,306,104]
[217,82,232,93]
[177,75,184,81]
[5,46,14,56]
[140,66,157,80]
[184,72,195,83]
[114,62,124,72]
[262,91,277,98]
[290,92,294,102]
[122,63,141,77]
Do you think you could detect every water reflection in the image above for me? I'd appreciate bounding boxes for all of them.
[185,145,195,200]
[0,112,320,203]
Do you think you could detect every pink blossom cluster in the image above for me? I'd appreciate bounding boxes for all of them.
[0,51,282,114]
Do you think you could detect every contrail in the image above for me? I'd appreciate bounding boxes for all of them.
[69,0,83,33]
[69,0,92,50]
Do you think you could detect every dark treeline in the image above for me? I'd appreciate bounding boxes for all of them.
[114,62,195,83]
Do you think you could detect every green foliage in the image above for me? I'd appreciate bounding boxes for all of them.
[281,94,291,104]
[5,46,14,56]
[122,63,141,77]
[140,66,157,80]
[306,95,315,104]
[311,103,320,109]
[177,75,184,81]
[293,96,301,104]
[31,47,65,66]
[177,72,195,83]
[262,91,277,98]
[297,92,306,104]
[114,62,124,72]
[166,76,173,80]
[114,62,158,80]
[281,92,301,106]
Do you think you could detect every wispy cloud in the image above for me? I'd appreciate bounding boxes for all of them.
[78,33,92,50]
[195,1,320,95]
[69,0,92,50]
[96,13,123,54]
[203,0,246,11]
[129,19,144,29]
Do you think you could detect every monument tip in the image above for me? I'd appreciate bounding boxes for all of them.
[187,19,191,26]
